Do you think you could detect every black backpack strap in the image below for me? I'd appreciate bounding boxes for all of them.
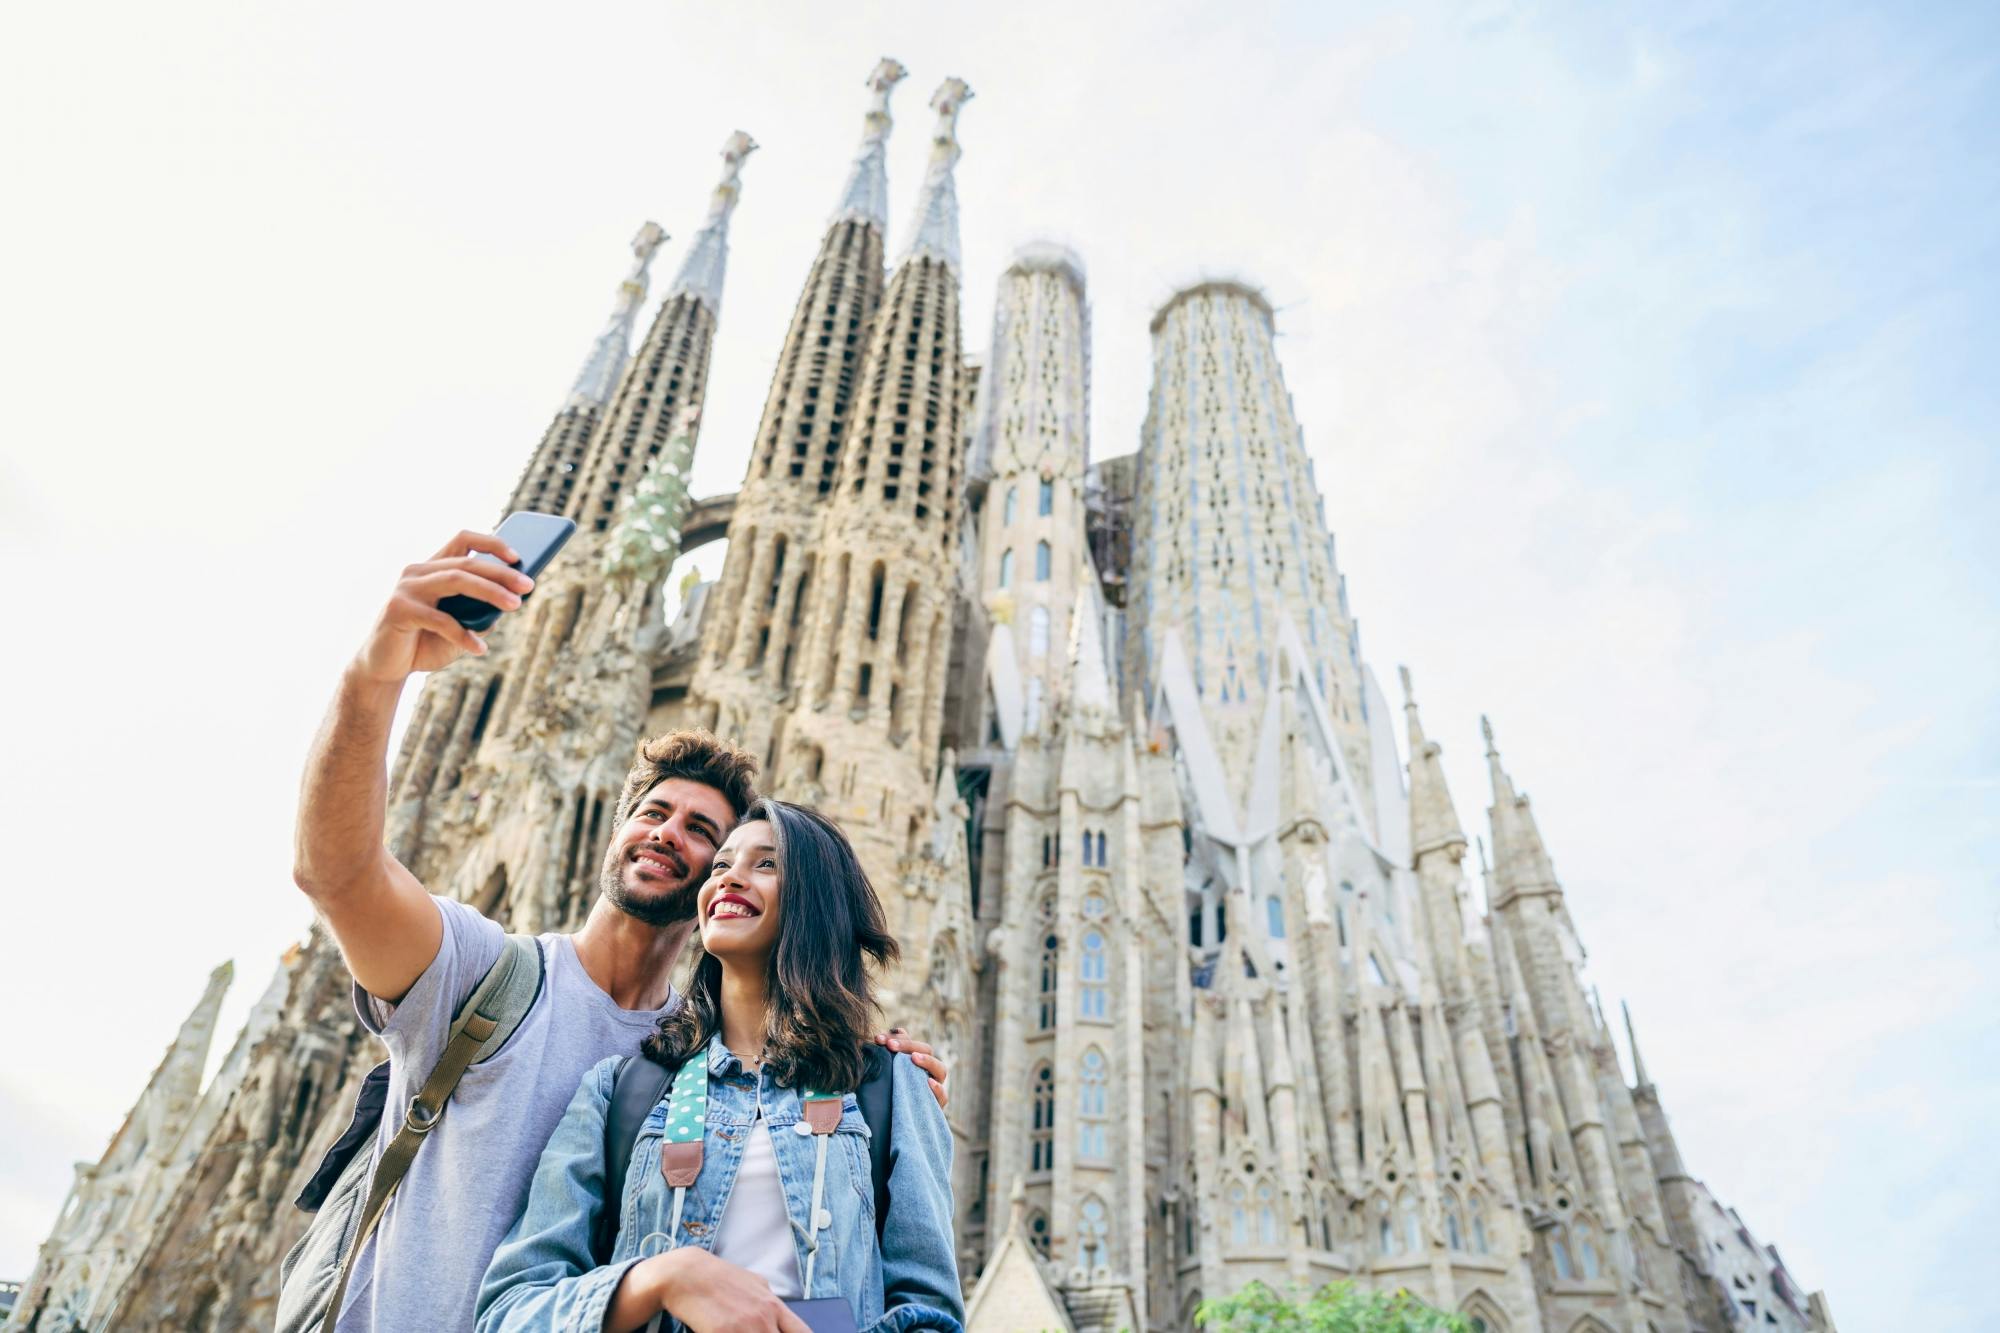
[856,1044,894,1242]
[594,1053,677,1265]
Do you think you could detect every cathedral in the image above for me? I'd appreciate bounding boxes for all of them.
[11,61,1838,1333]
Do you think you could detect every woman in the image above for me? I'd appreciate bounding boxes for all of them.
[476,799,963,1333]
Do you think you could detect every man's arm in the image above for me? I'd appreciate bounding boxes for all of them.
[293,530,532,1003]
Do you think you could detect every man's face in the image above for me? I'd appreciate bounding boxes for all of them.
[599,777,737,925]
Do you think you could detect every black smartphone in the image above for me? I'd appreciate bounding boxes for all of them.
[438,511,577,632]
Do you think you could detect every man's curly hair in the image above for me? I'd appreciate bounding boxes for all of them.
[614,730,759,824]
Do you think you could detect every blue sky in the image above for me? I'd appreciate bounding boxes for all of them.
[0,1,1992,1326]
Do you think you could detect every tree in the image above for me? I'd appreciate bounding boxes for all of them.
[1196,1280,1470,1333]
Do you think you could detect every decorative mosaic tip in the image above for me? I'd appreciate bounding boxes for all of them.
[897,77,973,271]
[602,405,699,584]
[831,57,908,230]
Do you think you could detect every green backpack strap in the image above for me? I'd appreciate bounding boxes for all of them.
[320,934,544,1331]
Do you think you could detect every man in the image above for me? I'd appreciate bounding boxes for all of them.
[293,530,948,1331]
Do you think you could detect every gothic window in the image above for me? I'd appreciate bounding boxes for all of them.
[1004,485,1018,525]
[1445,1193,1464,1250]
[1042,835,1053,868]
[1375,1195,1396,1254]
[1035,540,1051,581]
[1095,830,1109,864]
[1080,931,1108,1019]
[1027,1208,1051,1258]
[1038,933,1059,1030]
[1401,1191,1422,1253]
[1081,891,1108,920]
[1256,1180,1278,1245]
[1335,903,1348,947]
[1266,894,1286,938]
[1471,1193,1490,1254]
[1030,1063,1054,1171]
[1029,605,1050,658]
[1078,1195,1110,1271]
[1078,1049,1108,1158]
[1550,1228,1576,1280]
[998,548,1013,589]
[1320,1188,1337,1250]
[1575,1221,1602,1279]
[1229,1181,1249,1247]
[1368,955,1390,987]
[1039,477,1055,516]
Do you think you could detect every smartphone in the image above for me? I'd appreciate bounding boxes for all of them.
[438,511,577,632]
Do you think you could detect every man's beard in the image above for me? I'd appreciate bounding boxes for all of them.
[599,846,702,926]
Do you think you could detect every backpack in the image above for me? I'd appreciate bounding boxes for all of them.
[591,1041,895,1265]
[276,935,545,1333]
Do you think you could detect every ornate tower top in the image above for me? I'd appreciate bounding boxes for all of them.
[667,130,758,313]
[831,58,908,229]
[567,221,667,407]
[898,77,974,270]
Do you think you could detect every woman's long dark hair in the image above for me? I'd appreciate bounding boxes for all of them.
[643,798,900,1093]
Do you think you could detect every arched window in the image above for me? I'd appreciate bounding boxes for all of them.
[1401,1192,1422,1253]
[1038,933,1059,1030]
[1255,1180,1278,1245]
[1078,1195,1109,1271]
[1266,894,1286,938]
[1038,477,1054,516]
[1080,931,1108,1019]
[1029,1063,1054,1172]
[1228,1181,1249,1247]
[1375,1196,1396,1254]
[1027,1208,1050,1258]
[1081,891,1107,919]
[1319,1189,1336,1250]
[1078,1048,1108,1158]
[1003,485,1018,525]
[1550,1227,1576,1280]
[998,548,1013,589]
[1029,604,1050,658]
[1575,1221,1601,1279]
[1470,1193,1490,1254]
[1096,830,1109,864]
[1035,541,1051,581]
[1445,1194,1464,1250]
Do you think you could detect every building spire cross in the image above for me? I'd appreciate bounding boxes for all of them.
[898,77,973,270]
[667,130,758,313]
[567,221,666,407]
[831,57,908,229]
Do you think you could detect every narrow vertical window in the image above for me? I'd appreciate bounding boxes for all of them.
[998,548,1013,589]
[1078,1196,1109,1271]
[1030,1063,1054,1171]
[1230,1182,1249,1247]
[1029,604,1050,658]
[1038,477,1054,515]
[1256,1180,1278,1245]
[1035,540,1051,581]
[1551,1229,1576,1280]
[1266,895,1286,938]
[1576,1222,1601,1279]
[1004,484,1018,525]
[1471,1194,1490,1254]
[1078,1049,1108,1158]
[1080,931,1108,1018]
[1038,933,1059,1030]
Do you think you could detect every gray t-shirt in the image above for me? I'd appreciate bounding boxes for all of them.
[337,896,673,1332]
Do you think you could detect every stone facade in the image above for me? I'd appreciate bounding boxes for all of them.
[11,62,1835,1333]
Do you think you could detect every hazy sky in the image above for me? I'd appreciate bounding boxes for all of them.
[2,2,1993,1326]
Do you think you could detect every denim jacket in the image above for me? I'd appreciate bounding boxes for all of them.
[475,1034,963,1333]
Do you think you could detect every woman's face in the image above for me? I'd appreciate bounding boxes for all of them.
[698,818,783,965]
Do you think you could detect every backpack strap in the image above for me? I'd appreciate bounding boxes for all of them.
[856,1044,894,1242]
[320,934,544,1332]
[596,1053,677,1265]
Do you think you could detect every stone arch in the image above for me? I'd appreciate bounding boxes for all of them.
[1566,1317,1616,1333]
[1460,1290,1510,1333]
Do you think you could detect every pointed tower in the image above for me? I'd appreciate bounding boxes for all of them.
[12,962,233,1329]
[776,77,976,951]
[693,59,908,767]
[510,221,668,517]
[568,130,756,533]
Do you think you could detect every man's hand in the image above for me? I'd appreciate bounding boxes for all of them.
[876,1028,950,1110]
[352,530,535,685]
[609,1248,809,1333]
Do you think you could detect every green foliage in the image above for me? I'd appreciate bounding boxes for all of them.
[1195,1280,1470,1333]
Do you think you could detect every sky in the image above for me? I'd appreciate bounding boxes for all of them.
[1,1,1994,1326]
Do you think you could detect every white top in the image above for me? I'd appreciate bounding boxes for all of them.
[712,1108,803,1298]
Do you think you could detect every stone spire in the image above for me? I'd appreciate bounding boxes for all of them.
[1402,667,1467,859]
[509,223,665,515]
[141,960,233,1159]
[898,77,973,270]
[832,58,907,228]
[569,222,667,407]
[666,131,758,313]
[1482,715,1562,907]
[568,136,755,532]
[1623,999,1653,1089]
